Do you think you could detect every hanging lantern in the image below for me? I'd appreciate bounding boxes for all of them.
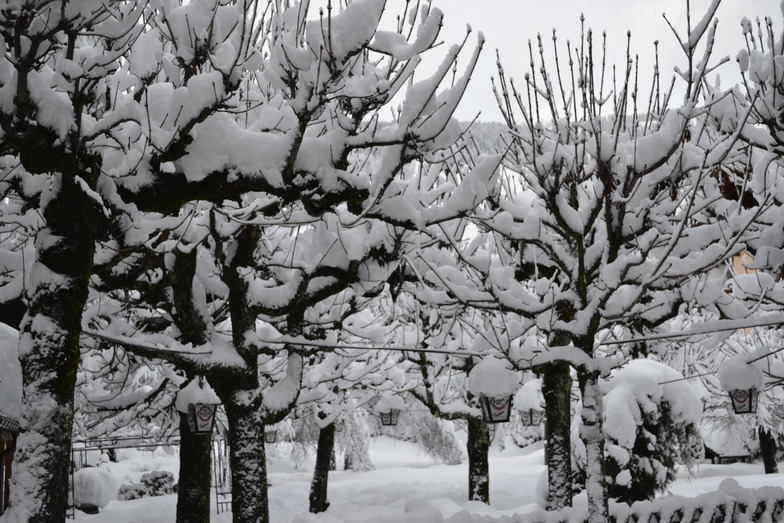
[265,429,278,444]
[729,388,759,414]
[479,394,513,424]
[520,407,545,426]
[375,394,406,426]
[186,403,218,435]
[379,409,401,426]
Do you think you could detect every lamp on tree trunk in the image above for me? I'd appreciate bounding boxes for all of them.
[177,377,221,436]
[186,403,219,435]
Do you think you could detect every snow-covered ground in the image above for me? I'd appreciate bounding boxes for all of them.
[71,436,781,523]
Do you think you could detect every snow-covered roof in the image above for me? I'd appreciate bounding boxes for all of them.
[0,322,22,427]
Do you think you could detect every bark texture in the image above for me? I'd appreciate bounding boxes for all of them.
[7,174,97,522]
[759,426,779,474]
[542,362,573,510]
[176,413,213,523]
[223,397,268,523]
[466,417,491,503]
[580,372,610,523]
[170,250,214,523]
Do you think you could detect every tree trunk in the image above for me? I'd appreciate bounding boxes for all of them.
[466,417,491,503]
[309,422,336,514]
[176,413,213,523]
[542,362,573,510]
[759,426,779,474]
[6,174,97,522]
[169,251,214,523]
[579,371,610,523]
[224,397,269,523]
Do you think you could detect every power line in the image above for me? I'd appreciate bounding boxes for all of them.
[83,329,483,358]
[600,314,784,346]
[259,337,483,357]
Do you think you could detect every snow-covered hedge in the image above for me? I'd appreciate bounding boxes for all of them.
[353,479,784,522]
[116,470,177,501]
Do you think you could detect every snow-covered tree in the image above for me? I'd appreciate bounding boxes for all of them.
[601,359,702,503]
[0,0,497,520]
[389,294,511,504]
[394,6,765,520]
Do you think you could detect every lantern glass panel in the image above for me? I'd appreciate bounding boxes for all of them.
[480,394,512,423]
[729,388,759,414]
[520,408,544,426]
[187,403,218,435]
[265,430,277,444]
[530,408,544,426]
[380,409,400,426]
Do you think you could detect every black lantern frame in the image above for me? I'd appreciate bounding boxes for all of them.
[729,388,759,414]
[186,403,218,435]
[379,409,401,426]
[265,429,278,444]
[479,394,513,424]
[520,408,545,426]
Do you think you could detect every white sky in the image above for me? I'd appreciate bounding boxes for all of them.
[408,0,780,120]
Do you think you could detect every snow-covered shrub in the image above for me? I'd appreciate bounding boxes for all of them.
[116,483,148,501]
[379,409,464,465]
[73,467,117,511]
[408,412,464,465]
[339,410,374,472]
[116,470,176,500]
[601,360,703,503]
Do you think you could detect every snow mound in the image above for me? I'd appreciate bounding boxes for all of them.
[73,467,117,510]
[375,394,406,413]
[717,355,764,391]
[515,378,543,410]
[174,378,220,413]
[467,357,518,396]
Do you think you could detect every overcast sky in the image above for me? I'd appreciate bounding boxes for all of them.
[409,0,780,121]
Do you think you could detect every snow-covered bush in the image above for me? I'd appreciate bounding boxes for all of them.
[73,467,117,512]
[404,411,464,466]
[116,470,177,501]
[601,360,703,503]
